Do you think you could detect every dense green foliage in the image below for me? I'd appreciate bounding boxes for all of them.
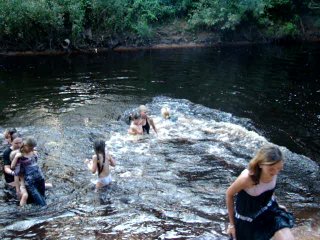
[188,0,312,38]
[0,0,318,50]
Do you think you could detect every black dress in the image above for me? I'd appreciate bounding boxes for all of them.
[235,187,294,240]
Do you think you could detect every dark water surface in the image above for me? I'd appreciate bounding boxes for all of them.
[0,44,319,239]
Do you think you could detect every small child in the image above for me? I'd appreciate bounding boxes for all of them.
[128,112,143,135]
[85,139,116,190]
[161,106,178,122]
[11,137,46,207]
[8,149,28,206]
[161,107,170,119]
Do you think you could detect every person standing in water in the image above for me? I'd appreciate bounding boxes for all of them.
[1,128,17,160]
[226,145,294,240]
[2,133,24,200]
[139,105,157,135]
[11,137,46,206]
[85,139,116,190]
[2,128,17,145]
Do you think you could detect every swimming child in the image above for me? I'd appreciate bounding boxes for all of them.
[85,139,116,190]
[161,106,178,122]
[161,106,170,119]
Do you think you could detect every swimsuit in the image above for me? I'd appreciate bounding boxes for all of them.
[98,175,112,185]
[91,174,112,186]
[142,118,150,134]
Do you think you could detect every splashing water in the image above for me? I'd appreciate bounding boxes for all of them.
[0,96,319,239]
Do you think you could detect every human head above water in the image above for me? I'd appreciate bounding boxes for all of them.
[132,112,141,120]
[11,132,23,150]
[3,128,17,143]
[161,106,170,119]
[139,105,148,117]
[94,139,106,155]
[248,145,284,184]
[21,137,37,153]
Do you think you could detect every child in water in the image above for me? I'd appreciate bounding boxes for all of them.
[161,106,177,122]
[11,137,46,207]
[128,112,143,135]
[85,139,116,190]
[161,107,170,119]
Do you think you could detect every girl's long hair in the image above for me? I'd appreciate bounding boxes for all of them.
[248,145,284,185]
[93,139,106,175]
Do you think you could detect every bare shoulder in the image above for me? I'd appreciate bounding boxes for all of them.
[237,169,254,188]
[227,169,253,195]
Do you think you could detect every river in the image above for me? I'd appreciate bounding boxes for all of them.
[0,44,319,239]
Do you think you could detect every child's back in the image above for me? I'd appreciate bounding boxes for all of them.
[86,139,116,189]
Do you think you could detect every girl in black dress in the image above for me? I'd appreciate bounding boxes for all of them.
[226,145,294,240]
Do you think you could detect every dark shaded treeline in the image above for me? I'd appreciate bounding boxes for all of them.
[0,0,319,52]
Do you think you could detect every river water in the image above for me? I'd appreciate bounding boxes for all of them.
[0,44,319,239]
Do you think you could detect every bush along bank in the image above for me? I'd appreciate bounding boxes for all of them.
[0,0,319,54]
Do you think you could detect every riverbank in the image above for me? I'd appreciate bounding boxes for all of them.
[1,18,320,57]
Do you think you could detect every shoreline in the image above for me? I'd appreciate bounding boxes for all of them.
[1,39,319,57]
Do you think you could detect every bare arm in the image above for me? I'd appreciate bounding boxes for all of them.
[149,118,157,134]
[11,152,22,169]
[4,165,14,175]
[85,155,98,174]
[109,155,116,167]
[226,170,253,238]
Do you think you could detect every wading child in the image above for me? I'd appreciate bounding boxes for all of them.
[85,139,116,190]
[11,137,46,207]
[226,145,294,240]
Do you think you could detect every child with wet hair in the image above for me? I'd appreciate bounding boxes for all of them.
[11,137,46,206]
[226,145,294,240]
[161,106,177,122]
[161,106,170,119]
[128,112,143,135]
[85,139,116,190]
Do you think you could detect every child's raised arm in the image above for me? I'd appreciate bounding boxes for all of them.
[85,155,98,174]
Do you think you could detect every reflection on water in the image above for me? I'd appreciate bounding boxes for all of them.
[0,45,320,239]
